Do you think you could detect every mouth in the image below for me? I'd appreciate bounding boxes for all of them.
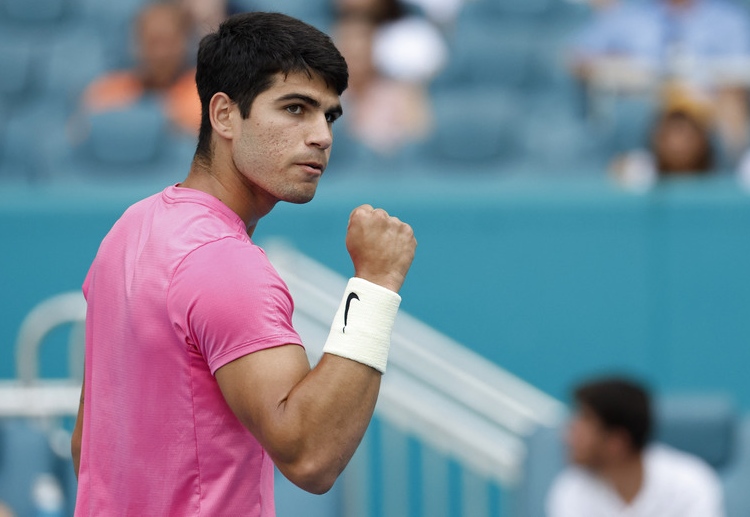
[298,161,325,175]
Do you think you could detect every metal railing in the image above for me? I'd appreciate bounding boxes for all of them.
[0,291,84,419]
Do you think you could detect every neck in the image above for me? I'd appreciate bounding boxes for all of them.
[601,452,645,505]
[180,156,276,237]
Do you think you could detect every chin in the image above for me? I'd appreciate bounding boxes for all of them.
[287,196,315,205]
[283,189,317,205]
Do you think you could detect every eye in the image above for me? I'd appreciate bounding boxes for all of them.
[325,112,341,124]
[286,105,303,115]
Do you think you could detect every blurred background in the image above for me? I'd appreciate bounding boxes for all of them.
[3,0,750,515]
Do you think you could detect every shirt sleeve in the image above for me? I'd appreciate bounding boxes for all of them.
[168,237,303,375]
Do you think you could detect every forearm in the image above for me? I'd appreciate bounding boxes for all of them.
[269,354,381,493]
[270,277,400,490]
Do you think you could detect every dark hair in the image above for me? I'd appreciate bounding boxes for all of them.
[194,12,348,162]
[574,377,652,452]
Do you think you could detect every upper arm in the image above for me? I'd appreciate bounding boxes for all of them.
[214,344,310,458]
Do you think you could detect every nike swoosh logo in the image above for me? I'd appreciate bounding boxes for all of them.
[343,292,360,333]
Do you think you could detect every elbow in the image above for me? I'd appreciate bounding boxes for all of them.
[71,436,81,478]
[277,457,341,495]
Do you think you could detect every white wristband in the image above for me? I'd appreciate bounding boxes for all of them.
[323,277,401,373]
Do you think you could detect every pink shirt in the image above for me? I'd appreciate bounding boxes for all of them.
[76,185,303,516]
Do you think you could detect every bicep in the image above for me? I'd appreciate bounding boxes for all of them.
[215,344,310,444]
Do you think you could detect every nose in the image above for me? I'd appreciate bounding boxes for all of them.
[306,114,333,150]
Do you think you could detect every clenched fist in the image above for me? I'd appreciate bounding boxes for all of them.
[345,205,416,293]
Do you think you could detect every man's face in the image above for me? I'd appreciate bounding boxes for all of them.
[335,17,376,92]
[565,405,611,471]
[653,113,708,173]
[137,7,188,87]
[229,71,342,205]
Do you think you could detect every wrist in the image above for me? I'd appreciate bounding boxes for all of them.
[322,277,401,373]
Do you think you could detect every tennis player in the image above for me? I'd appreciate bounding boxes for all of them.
[71,12,416,516]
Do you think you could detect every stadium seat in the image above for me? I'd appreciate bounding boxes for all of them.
[2,0,66,23]
[231,0,333,27]
[72,0,150,69]
[514,394,750,517]
[39,25,107,106]
[0,38,34,99]
[432,21,535,91]
[458,0,553,21]
[83,98,167,166]
[425,86,522,167]
[495,0,554,18]
[56,97,193,185]
[0,98,70,182]
[515,90,609,173]
[654,395,736,469]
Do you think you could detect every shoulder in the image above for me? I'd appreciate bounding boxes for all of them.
[644,444,724,513]
[647,444,722,491]
[177,237,279,289]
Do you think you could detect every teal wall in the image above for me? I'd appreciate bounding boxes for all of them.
[2,175,750,409]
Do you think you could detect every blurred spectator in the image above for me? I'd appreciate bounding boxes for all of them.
[0,502,13,517]
[569,0,750,85]
[179,0,228,39]
[568,0,750,162]
[332,0,446,157]
[334,14,435,157]
[611,83,717,190]
[546,376,725,517]
[80,2,200,136]
[334,0,447,83]
[568,0,662,90]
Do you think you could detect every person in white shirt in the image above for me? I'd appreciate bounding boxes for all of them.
[546,377,725,517]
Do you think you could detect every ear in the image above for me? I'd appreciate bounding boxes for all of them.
[209,92,238,141]
[607,428,635,458]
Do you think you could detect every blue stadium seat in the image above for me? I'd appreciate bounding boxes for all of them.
[495,0,554,17]
[432,20,535,91]
[424,86,522,167]
[458,0,554,21]
[232,0,333,23]
[39,25,107,106]
[0,98,70,182]
[515,90,609,173]
[2,0,66,23]
[0,37,35,100]
[600,94,658,155]
[57,97,190,185]
[654,395,736,469]
[72,0,150,69]
[84,98,168,166]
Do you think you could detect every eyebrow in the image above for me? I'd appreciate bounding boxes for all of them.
[276,93,343,118]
